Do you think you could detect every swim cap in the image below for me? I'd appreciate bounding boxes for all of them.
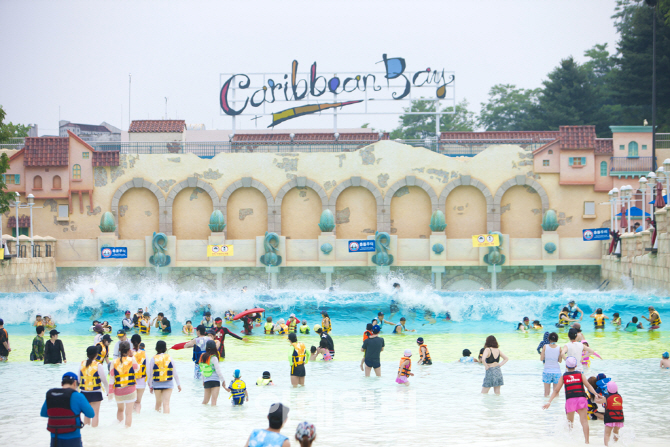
[404,349,412,357]
[565,356,578,368]
[62,372,78,381]
[416,337,424,343]
[205,340,217,350]
[278,318,285,324]
[262,371,271,379]
[372,325,381,334]
[313,324,322,332]
[295,421,316,442]
[234,369,241,378]
[663,352,670,359]
[607,381,618,393]
[94,324,103,333]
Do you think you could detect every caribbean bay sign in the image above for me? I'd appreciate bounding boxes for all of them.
[220,54,455,128]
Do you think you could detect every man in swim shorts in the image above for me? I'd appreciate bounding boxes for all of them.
[361,325,384,377]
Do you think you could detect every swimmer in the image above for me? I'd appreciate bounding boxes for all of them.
[422,310,437,326]
[101,321,112,333]
[241,286,248,293]
[416,337,431,365]
[567,300,583,321]
[531,320,543,329]
[460,349,475,363]
[121,311,134,331]
[138,312,151,335]
[43,316,57,329]
[224,310,235,321]
[360,324,374,370]
[590,308,609,329]
[556,307,574,328]
[287,314,301,333]
[445,311,452,321]
[264,317,275,334]
[201,311,214,329]
[132,308,145,327]
[517,317,530,332]
[131,337,147,413]
[624,316,643,332]
[661,352,670,369]
[542,356,599,444]
[571,323,585,342]
[642,306,662,329]
[393,282,401,293]
[148,340,182,414]
[396,349,414,386]
[229,369,248,405]
[182,320,194,335]
[612,312,622,327]
[95,334,112,366]
[31,326,45,361]
[79,345,109,428]
[92,324,104,344]
[274,318,289,335]
[199,340,228,406]
[594,382,625,446]
[183,325,211,379]
[361,325,383,376]
[393,317,415,333]
[32,314,44,327]
[299,321,310,334]
[376,312,395,330]
[320,311,332,334]
[310,339,333,361]
[256,371,274,386]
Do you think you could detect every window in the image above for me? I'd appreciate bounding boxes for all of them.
[569,157,586,166]
[73,164,81,180]
[548,150,553,155]
[543,160,550,166]
[584,201,596,216]
[642,145,647,151]
[619,145,625,151]
[33,175,42,189]
[53,175,62,190]
[628,141,638,157]
[57,204,69,221]
[82,152,89,159]
[600,161,608,176]
[11,227,29,237]
[2,174,20,185]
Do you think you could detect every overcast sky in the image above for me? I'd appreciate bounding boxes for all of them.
[0,0,621,135]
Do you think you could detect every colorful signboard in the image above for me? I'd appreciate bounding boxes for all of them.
[101,247,127,259]
[472,234,500,248]
[583,228,610,241]
[207,244,234,257]
[348,240,376,253]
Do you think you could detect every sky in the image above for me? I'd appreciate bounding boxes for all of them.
[0,0,621,135]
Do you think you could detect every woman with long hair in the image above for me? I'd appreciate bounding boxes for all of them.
[78,345,108,427]
[131,334,147,414]
[109,340,139,427]
[199,339,228,406]
[147,340,181,413]
[481,335,508,395]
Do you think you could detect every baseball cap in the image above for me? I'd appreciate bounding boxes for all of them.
[565,356,578,368]
[102,334,112,342]
[372,325,381,334]
[523,316,529,321]
[125,311,131,315]
[607,381,618,393]
[295,421,316,442]
[262,371,271,379]
[137,307,143,312]
[49,329,60,336]
[313,324,322,332]
[62,372,78,381]
[117,329,125,336]
[416,337,424,343]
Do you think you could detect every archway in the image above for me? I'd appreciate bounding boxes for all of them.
[111,178,166,237]
[439,175,494,233]
[493,176,549,232]
[220,177,274,235]
[172,187,214,240]
[280,187,322,239]
[328,176,383,233]
[226,187,268,240]
[118,188,160,240]
[165,177,220,236]
[500,185,543,238]
[390,187,432,238]
[334,186,377,240]
[444,186,487,238]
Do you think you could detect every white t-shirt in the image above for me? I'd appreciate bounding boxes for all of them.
[564,341,584,372]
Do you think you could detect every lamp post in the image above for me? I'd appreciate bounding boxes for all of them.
[640,177,648,230]
[608,189,615,232]
[648,172,657,220]
[14,192,20,257]
[645,0,658,170]
[620,185,631,233]
[612,188,619,232]
[27,194,34,256]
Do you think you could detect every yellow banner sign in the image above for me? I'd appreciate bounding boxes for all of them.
[0,248,4,260]
[207,244,234,257]
[472,234,500,247]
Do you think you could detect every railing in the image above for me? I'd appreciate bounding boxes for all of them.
[610,156,654,173]
[45,244,52,257]
[18,244,26,258]
[32,244,41,258]
[657,133,670,149]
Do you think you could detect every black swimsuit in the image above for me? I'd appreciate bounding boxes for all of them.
[485,349,500,364]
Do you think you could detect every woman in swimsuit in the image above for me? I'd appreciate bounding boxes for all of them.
[481,335,509,395]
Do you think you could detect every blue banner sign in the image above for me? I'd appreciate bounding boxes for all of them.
[348,240,376,252]
[101,247,128,259]
[582,228,610,242]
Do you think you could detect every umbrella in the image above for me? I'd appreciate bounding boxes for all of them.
[620,206,628,229]
[615,206,651,217]
[649,194,667,204]
[656,183,666,208]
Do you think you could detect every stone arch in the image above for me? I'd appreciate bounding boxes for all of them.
[328,176,384,234]
[498,272,543,290]
[493,176,549,233]
[384,176,437,238]
[439,175,494,232]
[165,177,220,236]
[110,177,167,236]
[275,176,328,236]
[443,273,489,291]
[220,177,274,236]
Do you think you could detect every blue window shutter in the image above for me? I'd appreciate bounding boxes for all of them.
[569,157,574,165]
[15,174,20,184]
[581,157,586,165]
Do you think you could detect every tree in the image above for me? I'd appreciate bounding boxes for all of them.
[477,84,541,131]
[0,106,26,215]
[390,99,475,139]
[0,105,30,143]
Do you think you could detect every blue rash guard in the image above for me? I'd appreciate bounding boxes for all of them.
[40,390,95,440]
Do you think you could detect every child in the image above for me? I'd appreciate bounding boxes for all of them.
[396,349,414,385]
[102,321,112,333]
[182,320,194,335]
[43,316,57,329]
[264,317,274,334]
[299,321,310,334]
[625,316,643,332]
[460,348,475,363]
[590,308,609,328]
[612,313,621,326]
[393,317,415,334]
[32,314,44,327]
[580,341,602,369]
[556,307,573,328]
[661,352,670,369]
[540,332,563,397]
[256,371,274,386]
[531,320,543,329]
[229,369,249,405]
[274,318,288,335]
[310,339,333,361]
[31,325,45,361]
[595,381,624,446]
[138,312,151,334]
[517,317,530,332]
[321,311,332,334]
[416,337,431,365]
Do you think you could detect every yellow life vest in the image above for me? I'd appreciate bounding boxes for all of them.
[287,319,298,333]
[256,378,272,386]
[559,312,569,325]
[264,323,274,334]
[230,379,246,399]
[291,342,307,367]
[95,342,107,363]
[112,357,136,388]
[139,320,150,334]
[594,314,606,327]
[651,312,662,326]
[134,350,147,380]
[322,317,331,333]
[79,360,101,392]
[152,353,174,382]
[299,325,309,334]
[279,324,288,335]
[398,357,412,377]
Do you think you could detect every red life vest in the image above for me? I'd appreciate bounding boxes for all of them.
[46,388,81,435]
[604,393,624,423]
[563,371,586,400]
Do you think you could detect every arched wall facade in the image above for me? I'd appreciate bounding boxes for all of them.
[493,176,549,233]
[171,187,214,240]
[500,185,543,238]
[165,177,220,236]
[444,186,488,238]
[439,175,494,233]
[274,176,328,238]
[384,176,437,238]
[111,178,167,237]
[328,176,384,234]
[220,177,274,237]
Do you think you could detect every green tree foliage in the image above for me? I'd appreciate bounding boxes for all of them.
[478,84,541,131]
[0,105,26,214]
[0,105,30,143]
[390,99,475,139]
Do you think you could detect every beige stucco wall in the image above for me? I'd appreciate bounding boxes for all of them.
[118,188,159,240]
[390,186,431,238]
[173,187,213,240]
[26,166,70,199]
[501,185,542,238]
[533,141,560,173]
[445,185,487,238]
[612,131,653,156]
[69,137,94,191]
[594,154,613,192]
[336,186,376,240]
[281,187,321,239]
[559,150,595,185]
[226,187,268,240]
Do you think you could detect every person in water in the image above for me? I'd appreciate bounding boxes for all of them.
[41,371,94,447]
[44,329,67,364]
[481,335,508,395]
[122,311,134,331]
[571,323,585,342]
[531,320,543,329]
[590,308,609,328]
[147,340,182,414]
[132,308,144,327]
[540,332,563,397]
[264,317,274,334]
[517,317,530,332]
[138,313,151,335]
[32,325,45,361]
[79,345,108,428]
[556,307,574,328]
[309,339,333,362]
[95,334,111,367]
[229,369,249,405]
[595,381,625,446]
[275,318,289,334]
[299,320,310,334]
[295,421,317,447]
[360,323,374,370]
[256,371,274,386]
[396,349,414,386]
[184,325,210,379]
[542,356,599,444]
[612,312,622,327]
[642,306,662,329]
[199,340,228,406]
[460,349,475,363]
[361,325,384,377]
[109,340,138,427]
[201,311,214,329]
[33,314,44,327]
[287,314,301,333]
[320,311,332,334]
[288,333,308,387]
[244,403,291,447]
[625,316,643,332]
[416,337,432,365]
[44,316,57,329]
[213,317,245,358]
[376,311,395,330]
[131,339,147,414]
[567,300,583,321]
[660,352,670,369]
[393,317,415,333]
[315,326,335,359]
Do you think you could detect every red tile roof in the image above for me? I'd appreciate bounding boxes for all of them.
[532,139,560,155]
[23,137,69,167]
[440,131,559,142]
[92,151,120,167]
[231,132,388,143]
[7,215,30,228]
[595,138,613,154]
[558,126,596,149]
[129,120,185,133]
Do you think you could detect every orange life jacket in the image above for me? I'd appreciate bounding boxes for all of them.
[398,357,412,377]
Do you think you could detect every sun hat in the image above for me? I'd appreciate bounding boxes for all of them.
[565,356,578,368]
[607,381,618,393]
[404,349,412,356]
[295,421,316,441]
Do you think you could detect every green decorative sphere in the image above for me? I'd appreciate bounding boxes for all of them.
[209,210,226,232]
[99,212,116,233]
